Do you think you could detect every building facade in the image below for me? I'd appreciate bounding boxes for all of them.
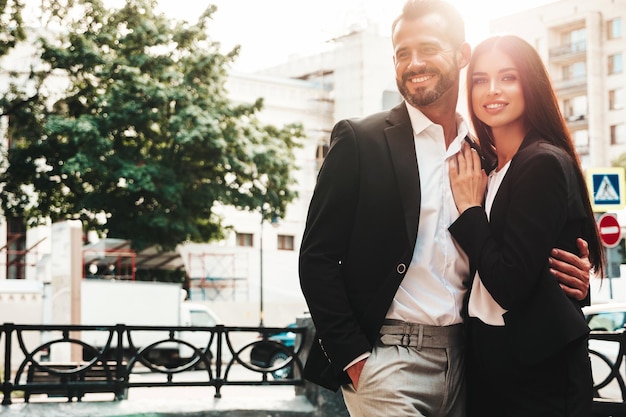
[181,27,399,319]
[491,0,626,169]
[10,1,624,320]
[492,0,626,298]
[0,23,399,325]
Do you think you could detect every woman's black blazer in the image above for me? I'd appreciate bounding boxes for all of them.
[449,133,590,364]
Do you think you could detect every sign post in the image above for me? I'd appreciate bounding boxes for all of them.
[597,213,622,299]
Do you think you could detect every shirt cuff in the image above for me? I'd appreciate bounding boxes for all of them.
[343,352,371,372]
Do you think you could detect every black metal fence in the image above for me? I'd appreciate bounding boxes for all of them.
[2,321,626,415]
[0,322,306,405]
[590,329,626,416]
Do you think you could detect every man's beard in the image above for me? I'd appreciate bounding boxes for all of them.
[397,66,457,108]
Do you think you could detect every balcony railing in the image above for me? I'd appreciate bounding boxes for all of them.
[550,41,587,58]
[552,75,587,92]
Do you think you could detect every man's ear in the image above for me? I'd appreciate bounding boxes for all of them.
[457,42,471,69]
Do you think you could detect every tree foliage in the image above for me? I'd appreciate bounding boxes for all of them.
[0,0,25,57]
[0,0,303,251]
[612,153,626,171]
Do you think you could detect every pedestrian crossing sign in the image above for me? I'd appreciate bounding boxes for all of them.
[586,167,626,212]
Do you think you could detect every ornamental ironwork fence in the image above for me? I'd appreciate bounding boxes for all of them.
[2,320,625,416]
[0,322,306,405]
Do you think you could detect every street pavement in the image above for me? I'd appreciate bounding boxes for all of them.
[1,366,317,417]
[1,386,315,417]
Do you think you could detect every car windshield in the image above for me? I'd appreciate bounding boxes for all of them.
[189,310,217,326]
[587,311,626,331]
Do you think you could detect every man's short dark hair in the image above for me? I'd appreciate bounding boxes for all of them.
[392,0,466,47]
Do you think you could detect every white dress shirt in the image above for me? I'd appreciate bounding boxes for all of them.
[386,104,471,326]
[467,162,511,326]
[345,104,472,370]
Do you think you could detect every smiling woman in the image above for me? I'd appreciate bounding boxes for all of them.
[449,33,603,417]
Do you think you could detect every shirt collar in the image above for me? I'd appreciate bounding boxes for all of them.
[404,102,469,153]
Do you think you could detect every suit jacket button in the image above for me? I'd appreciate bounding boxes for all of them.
[397,263,407,274]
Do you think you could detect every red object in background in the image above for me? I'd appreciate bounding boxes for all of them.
[598,213,622,248]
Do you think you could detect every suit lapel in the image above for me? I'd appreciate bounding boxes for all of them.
[385,103,420,247]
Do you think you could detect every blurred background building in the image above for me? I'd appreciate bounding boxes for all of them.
[491,0,625,169]
[1,0,625,323]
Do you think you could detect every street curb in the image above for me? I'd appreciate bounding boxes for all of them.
[0,396,316,417]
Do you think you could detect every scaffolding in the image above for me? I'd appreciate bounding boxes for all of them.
[0,234,47,280]
[186,252,249,301]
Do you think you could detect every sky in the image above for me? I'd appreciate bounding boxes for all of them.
[149,0,559,72]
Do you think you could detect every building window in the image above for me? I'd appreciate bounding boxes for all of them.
[315,142,329,169]
[550,27,586,58]
[6,217,26,279]
[608,17,622,40]
[562,27,586,52]
[572,129,589,151]
[236,232,254,247]
[563,28,587,52]
[562,95,587,121]
[277,235,295,251]
[562,61,586,80]
[610,88,624,110]
[611,124,626,145]
[609,53,623,75]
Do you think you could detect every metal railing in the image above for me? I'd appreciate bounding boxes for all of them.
[0,322,306,404]
[2,322,622,414]
[590,329,626,416]
[549,41,586,58]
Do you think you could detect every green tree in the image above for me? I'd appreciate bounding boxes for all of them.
[612,153,626,171]
[610,154,626,265]
[0,0,25,57]
[0,0,26,139]
[0,0,303,251]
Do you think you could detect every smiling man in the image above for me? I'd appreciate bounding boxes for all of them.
[298,1,592,416]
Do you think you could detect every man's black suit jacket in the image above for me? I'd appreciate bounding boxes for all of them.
[299,102,437,391]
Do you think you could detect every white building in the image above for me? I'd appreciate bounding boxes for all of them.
[10,1,623,321]
[492,0,626,298]
[490,0,626,169]
[181,27,400,323]
[0,22,400,325]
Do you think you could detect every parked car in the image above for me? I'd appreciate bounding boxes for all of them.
[584,302,626,359]
[584,302,626,357]
[584,302,626,332]
[249,324,297,380]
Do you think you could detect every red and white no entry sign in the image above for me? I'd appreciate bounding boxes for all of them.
[597,213,622,248]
